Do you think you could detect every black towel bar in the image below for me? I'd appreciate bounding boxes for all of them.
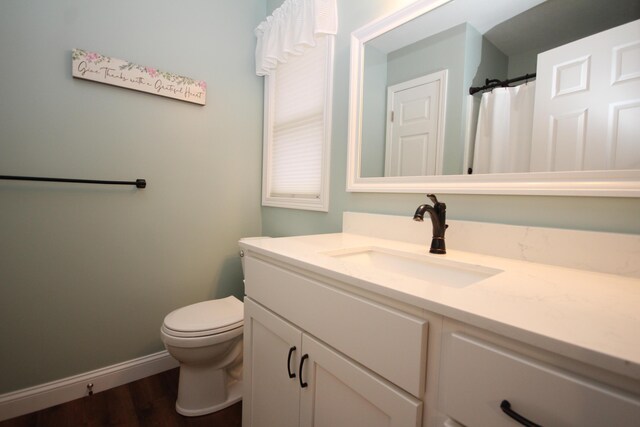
[0,175,146,189]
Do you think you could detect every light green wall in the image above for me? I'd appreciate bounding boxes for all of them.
[0,0,266,394]
[262,0,640,237]
[361,45,388,177]
[465,26,508,89]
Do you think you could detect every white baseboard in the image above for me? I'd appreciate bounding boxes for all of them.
[0,350,179,422]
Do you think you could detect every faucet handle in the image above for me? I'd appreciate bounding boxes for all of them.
[426,193,440,205]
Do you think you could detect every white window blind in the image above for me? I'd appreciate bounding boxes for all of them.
[270,36,328,199]
[262,34,333,211]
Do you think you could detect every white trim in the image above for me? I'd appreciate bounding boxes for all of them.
[344,169,640,197]
[350,0,453,46]
[0,350,178,422]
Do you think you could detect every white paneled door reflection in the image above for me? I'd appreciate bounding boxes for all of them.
[531,19,640,172]
[385,70,447,177]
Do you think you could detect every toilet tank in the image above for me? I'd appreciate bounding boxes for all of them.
[239,237,271,274]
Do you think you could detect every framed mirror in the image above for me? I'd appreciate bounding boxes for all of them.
[346,0,640,196]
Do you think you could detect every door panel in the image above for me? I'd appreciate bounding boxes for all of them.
[299,335,422,427]
[609,100,640,169]
[531,20,640,172]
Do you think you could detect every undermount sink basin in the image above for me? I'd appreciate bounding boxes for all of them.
[325,247,502,288]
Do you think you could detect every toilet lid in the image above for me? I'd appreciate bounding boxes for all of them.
[163,296,243,337]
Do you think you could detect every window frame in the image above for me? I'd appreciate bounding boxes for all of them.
[261,36,335,212]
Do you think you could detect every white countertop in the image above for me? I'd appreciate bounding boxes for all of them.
[240,230,640,381]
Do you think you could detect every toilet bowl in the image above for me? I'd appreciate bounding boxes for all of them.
[161,295,244,417]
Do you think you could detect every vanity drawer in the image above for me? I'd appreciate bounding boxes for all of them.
[244,256,428,397]
[440,333,640,427]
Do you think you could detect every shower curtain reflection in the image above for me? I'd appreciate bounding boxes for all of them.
[472,82,536,174]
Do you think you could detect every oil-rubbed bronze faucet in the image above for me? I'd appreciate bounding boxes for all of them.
[413,194,448,254]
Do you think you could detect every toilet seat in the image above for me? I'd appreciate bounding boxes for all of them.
[162,296,243,338]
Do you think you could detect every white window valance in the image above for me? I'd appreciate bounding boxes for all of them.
[255,0,338,76]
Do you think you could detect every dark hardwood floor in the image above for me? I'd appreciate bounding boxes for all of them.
[0,368,242,427]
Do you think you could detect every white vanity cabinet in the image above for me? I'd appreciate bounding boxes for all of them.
[242,255,427,427]
[239,215,640,427]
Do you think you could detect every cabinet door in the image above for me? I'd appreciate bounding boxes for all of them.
[243,298,302,427]
[299,334,422,427]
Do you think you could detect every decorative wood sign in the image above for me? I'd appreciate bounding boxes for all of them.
[71,48,206,105]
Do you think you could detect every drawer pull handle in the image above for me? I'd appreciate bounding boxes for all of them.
[500,400,543,427]
[299,354,309,388]
[287,346,297,379]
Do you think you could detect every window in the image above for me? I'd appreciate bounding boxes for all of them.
[255,0,337,211]
[262,36,334,211]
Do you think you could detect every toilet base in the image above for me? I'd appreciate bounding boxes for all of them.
[176,378,242,417]
[173,340,243,417]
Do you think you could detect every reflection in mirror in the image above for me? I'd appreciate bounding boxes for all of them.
[356,0,640,180]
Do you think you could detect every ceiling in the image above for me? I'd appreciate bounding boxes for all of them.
[484,0,640,55]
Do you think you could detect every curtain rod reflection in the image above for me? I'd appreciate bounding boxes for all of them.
[469,72,536,95]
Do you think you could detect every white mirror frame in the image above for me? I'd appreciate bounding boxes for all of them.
[346,0,640,197]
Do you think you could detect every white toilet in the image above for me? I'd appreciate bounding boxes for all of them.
[160,295,244,416]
